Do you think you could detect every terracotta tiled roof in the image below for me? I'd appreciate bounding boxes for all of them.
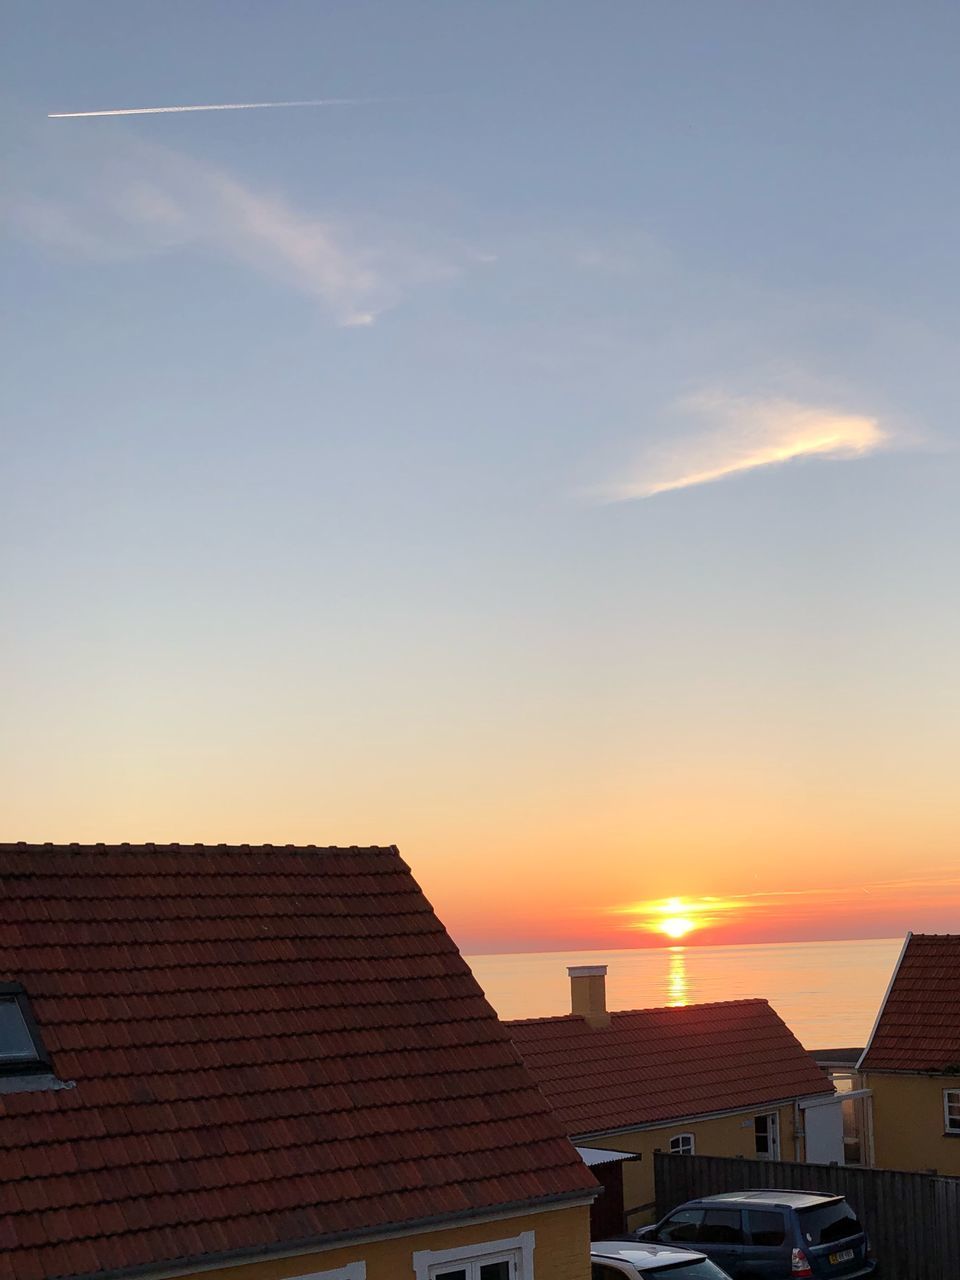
[859,933,960,1073]
[0,844,595,1280]
[508,999,833,1137]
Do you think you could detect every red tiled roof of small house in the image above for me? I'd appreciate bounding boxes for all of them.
[859,933,960,1073]
[509,997,833,1137]
[0,843,595,1280]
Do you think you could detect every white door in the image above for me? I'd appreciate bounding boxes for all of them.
[802,1098,845,1164]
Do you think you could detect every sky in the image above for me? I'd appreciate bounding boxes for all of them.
[3,2,960,953]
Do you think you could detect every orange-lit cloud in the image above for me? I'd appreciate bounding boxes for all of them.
[610,873,960,948]
[613,895,743,941]
[602,393,887,499]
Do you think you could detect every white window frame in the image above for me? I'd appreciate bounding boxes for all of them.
[412,1230,535,1280]
[944,1088,960,1133]
[754,1111,780,1160]
[288,1266,365,1280]
[669,1132,695,1155]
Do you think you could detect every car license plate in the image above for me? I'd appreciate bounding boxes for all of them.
[829,1249,855,1264]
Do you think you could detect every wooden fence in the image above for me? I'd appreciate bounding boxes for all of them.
[654,1152,960,1280]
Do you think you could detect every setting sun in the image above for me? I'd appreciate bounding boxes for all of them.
[659,916,695,939]
[611,894,744,943]
[653,897,702,940]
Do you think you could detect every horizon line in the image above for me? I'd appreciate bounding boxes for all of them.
[463,933,906,957]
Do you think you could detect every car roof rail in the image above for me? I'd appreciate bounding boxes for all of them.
[703,1188,840,1201]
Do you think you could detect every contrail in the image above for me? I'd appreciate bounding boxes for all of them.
[48,98,390,120]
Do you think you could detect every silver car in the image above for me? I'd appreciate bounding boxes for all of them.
[592,1240,731,1280]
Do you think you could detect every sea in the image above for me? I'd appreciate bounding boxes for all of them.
[465,936,904,1050]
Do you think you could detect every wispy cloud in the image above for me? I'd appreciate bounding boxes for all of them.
[48,98,391,120]
[602,392,888,500]
[7,131,455,326]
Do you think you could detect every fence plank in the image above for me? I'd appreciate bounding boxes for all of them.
[653,1152,960,1280]
[935,1176,960,1278]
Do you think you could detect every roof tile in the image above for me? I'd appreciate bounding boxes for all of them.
[859,934,960,1072]
[0,843,595,1280]
[509,999,832,1135]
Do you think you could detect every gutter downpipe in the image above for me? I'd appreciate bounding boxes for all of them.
[793,1099,802,1162]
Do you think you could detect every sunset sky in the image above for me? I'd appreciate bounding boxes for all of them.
[4,3,960,953]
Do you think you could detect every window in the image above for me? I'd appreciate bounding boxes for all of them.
[429,1262,508,1279]
[746,1209,786,1246]
[0,1001,35,1062]
[754,1111,780,1159]
[412,1232,533,1280]
[670,1132,695,1155]
[797,1200,862,1245]
[824,1070,866,1164]
[657,1208,704,1243]
[698,1208,743,1245]
[0,985,48,1076]
[944,1089,960,1133]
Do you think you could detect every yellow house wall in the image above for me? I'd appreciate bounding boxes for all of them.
[163,1203,591,1280]
[866,1071,960,1175]
[581,1102,798,1229]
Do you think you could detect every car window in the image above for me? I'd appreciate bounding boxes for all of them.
[657,1208,704,1242]
[698,1208,743,1244]
[746,1208,787,1246]
[592,1265,630,1280]
[797,1200,863,1245]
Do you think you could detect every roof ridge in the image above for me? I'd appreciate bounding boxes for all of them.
[611,997,772,1016]
[507,997,772,1026]
[0,842,401,854]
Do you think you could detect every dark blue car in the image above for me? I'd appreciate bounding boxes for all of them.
[635,1189,877,1279]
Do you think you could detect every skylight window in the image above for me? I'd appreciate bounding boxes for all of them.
[0,984,48,1075]
[0,1000,35,1060]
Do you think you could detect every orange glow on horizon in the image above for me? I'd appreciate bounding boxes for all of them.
[594,872,960,954]
[436,865,960,953]
[616,895,739,943]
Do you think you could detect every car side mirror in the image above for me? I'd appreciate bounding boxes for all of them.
[633,1226,657,1241]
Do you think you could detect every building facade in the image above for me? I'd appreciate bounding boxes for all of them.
[510,965,836,1227]
[859,933,960,1176]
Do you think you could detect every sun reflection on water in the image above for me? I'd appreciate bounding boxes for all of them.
[667,946,688,1006]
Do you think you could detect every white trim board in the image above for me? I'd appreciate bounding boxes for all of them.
[857,932,912,1072]
[801,1090,872,1108]
[289,1267,365,1280]
[573,1095,820,1141]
